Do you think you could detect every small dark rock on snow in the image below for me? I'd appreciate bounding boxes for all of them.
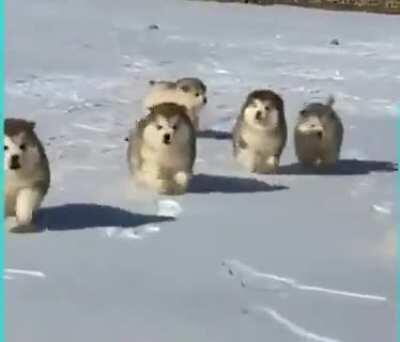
[330,38,340,46]
[148,24,160,30]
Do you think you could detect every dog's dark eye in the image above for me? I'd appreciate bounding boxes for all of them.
[265,106,270,111]
[20,144,26,151]
[4,145,8,151]
[195,93,200,97]
[156,125,162,130]
[172,124,178,130]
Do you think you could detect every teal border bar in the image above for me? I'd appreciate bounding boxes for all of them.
[0,0,4,340]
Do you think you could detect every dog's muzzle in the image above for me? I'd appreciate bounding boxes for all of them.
[163,134,171,145]
[10,155,21,170]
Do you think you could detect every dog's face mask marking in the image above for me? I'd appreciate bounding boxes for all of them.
[4,133,40,173]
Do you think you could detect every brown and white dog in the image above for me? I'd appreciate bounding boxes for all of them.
[4,118,50,232]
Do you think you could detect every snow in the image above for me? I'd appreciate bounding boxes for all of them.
[4,268,46,279]
[5,0,397,341]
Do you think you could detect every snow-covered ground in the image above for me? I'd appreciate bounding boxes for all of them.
[5,0,398,341]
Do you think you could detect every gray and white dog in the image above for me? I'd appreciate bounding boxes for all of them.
[294,96,343,167]
[4,118,50,232]
[143,77,207,130]
[127,103,196,195]
[232,90,287,173]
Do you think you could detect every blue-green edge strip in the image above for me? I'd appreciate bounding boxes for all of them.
[0,0,4,339]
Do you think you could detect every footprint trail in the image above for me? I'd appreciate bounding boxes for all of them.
[244,306,341,342]
[5,268,46,280]
[222,260,386,302]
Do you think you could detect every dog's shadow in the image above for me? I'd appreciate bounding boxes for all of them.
[34,203,174,231]
[278,159,398,176]
[197,129,232,140]
[189,173,288,193]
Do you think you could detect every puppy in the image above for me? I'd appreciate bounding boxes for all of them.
[128,103,196,195]
[295,96,343,167]
[143,77,207,129]
[233,90,287,173]
[5,118,50,232]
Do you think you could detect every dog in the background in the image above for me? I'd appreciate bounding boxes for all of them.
[295,96,343,167]
[144,77,207,129]
[233,90,287,173]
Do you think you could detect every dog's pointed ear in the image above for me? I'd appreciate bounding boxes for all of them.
[147,106,153,114]
[201,82,207,93]
[28,121,36,131]
[180,85,190,93]
[326,95,335,107]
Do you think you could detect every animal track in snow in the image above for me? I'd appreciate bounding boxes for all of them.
[72,123,109,133]
[371,202,393,216]
[222,260,386,302]
[4,268,46,280]
[243,306,341,342]
[214,69,230,75]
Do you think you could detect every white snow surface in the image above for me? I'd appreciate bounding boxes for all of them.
[5,0,397,341]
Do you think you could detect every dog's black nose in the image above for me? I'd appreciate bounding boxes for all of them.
[10,155,21,170]
[163,133,171,144]
[255,110,262,120]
